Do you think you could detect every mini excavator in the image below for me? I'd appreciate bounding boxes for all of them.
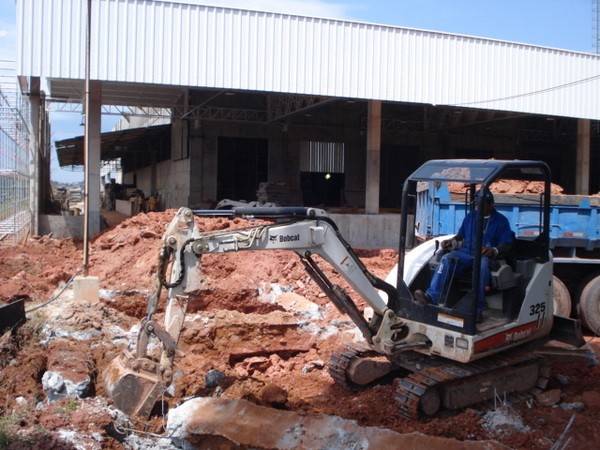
[103,159,588,418]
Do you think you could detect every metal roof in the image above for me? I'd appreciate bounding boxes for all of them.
[17,0,600,120]
[55,124,170,167]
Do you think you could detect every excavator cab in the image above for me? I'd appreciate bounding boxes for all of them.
[396,159,553,337]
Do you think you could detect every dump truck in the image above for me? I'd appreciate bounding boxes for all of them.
[415,181,600,333]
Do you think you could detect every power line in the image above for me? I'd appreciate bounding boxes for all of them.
[453,73,600,107]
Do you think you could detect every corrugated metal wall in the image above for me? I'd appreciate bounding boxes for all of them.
[300,141,345,173]
[17,0,600,119]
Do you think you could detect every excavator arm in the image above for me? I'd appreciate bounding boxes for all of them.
[103,207,411,417]
[190,208,392,330]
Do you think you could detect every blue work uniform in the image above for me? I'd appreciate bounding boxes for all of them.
[425,209,513,315]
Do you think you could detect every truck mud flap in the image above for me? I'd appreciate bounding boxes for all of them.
[547,315,585,347]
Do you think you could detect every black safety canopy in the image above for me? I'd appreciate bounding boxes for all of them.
[407,159,549,184]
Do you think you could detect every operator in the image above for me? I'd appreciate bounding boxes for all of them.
[414,190,513,323]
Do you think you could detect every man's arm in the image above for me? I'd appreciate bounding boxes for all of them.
[443,212,470,251]
[483,241,512,258]
[494,242,512,259]
[441,235,464,252]
[483,213,514,258]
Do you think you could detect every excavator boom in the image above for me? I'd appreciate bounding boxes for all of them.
[102,206,410,416]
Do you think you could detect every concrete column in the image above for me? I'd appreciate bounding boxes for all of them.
[365,101,381,214]
[188,133,205,207]
[576,119,591,195]
[28,77,40,235]
[150,144,157,194]
[87,80,102,236]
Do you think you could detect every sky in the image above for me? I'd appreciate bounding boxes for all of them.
[0,0,597,182]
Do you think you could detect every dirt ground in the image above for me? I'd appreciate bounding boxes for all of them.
[1,209,600,449]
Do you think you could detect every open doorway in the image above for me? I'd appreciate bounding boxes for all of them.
[217,137,268,202]
[299,141,345,207]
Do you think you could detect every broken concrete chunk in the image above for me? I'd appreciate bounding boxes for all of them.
[301,359,325,374]
[482,405,530,435]
[275,292,322,318]
[41,339,94,402]
[560,402,585,412]
[167,397,507,449]
[42,371,91,401]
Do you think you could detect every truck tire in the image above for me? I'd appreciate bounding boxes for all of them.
[552,276,571,318]
[579,274,600,333]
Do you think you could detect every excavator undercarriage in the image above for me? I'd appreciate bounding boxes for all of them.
[329,342,549,418]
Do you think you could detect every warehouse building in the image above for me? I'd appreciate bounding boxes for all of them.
[16,0,600,246]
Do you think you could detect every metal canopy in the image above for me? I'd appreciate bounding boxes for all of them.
[408,159,549,184]
[46,78,187,109]
[55,124,170,167]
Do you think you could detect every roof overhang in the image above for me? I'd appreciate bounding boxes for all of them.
[55,124,171,167]
[46,79,187,108]
[16,0,600,120]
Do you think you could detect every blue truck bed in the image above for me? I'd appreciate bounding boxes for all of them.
[416,182,600,251]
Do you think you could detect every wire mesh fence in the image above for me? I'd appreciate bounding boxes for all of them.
[0,60,32,246]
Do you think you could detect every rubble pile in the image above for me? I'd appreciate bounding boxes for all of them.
[0,210,599,449]
[447,180,565,196]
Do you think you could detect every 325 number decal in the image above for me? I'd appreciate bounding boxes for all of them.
[529,302,546,316]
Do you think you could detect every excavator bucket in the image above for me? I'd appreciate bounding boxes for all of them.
[102,208,203,418]
[102,350,166,418]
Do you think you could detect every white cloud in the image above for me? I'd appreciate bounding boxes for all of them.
[0,8,16,61]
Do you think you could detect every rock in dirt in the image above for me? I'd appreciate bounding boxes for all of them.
[561,402,585,412]
[167,397,509,449]
[482,405,530,436]
[204,369,226,388]
[275,291,322,318]
[536,389,562,407]
[42,371,90,402]
[259,383,288,407]
[42,339,94,401]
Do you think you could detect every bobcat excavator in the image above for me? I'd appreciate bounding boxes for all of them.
[103,159,587,418]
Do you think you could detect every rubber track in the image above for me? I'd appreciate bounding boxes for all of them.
[394,349,550,418]
[328,342,377,391]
